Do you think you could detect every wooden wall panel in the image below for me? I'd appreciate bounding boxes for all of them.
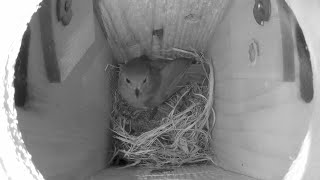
[39,0,61,82]
[17,5,113,180]
[208,0,313,179]
[95,0,230,62]
[52,0,95,81]
[39,0,95,82]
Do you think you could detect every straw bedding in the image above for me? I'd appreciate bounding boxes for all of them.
[107,50,215,168]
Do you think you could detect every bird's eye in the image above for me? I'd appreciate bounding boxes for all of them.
[126,78,131,83]
[143,78,147,84]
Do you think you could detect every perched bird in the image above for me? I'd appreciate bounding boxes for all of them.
[118,55,194,109]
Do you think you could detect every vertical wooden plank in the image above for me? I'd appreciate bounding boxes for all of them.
[277,0,295,82]
[38,0,61,82]
[95,0,229,62]
[52,0,96,82]
[162,0,180,55]
[208,0,313,179]
[97,0,128,62]
[124,0,153,57]
[98,0,130,62]
[39,0,96,82]
[151,0,166,58]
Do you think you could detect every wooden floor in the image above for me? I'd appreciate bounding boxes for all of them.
[91,165,257,180]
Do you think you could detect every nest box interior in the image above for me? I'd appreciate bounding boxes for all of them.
[7,0,315,179]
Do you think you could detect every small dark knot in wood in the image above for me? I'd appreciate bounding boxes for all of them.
[152,28,164,40]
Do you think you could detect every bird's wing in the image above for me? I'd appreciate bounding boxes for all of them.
[149,59,172,70]
[178,63,210,86]
[158,58,193,99]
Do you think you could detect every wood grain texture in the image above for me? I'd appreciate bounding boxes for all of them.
[91,165,256,180]
[94,0,230,63]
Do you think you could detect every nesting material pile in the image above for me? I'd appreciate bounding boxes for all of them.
[109,50,215,168]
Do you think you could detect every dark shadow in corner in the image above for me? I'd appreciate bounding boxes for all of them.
[280,0,314,103]
[14,24,31,107]
[295,22,314,103]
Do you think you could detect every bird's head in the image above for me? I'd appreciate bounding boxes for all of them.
[119,58,151,99]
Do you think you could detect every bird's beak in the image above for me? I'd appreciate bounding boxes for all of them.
[135,88,140,98]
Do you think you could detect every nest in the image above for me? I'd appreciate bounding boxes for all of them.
[108,49,216,168]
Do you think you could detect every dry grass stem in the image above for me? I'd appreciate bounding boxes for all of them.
[108,48,216,168]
